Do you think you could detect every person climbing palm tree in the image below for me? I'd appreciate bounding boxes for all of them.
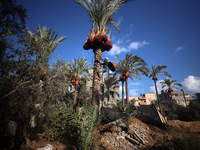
[97,57,109,85]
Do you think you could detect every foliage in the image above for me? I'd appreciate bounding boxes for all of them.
[78,102,101,150]
[74,0,131,34]
[149,64,171,114]
[149,64,171,79]
[46,101,101,150]
[69,56,92,106]
[164,101,184,120]
[115,54,148,81]
[115,53,148,104]
[112,100,137,126]
[151,99,159,108]
[160,77,182,90]
[45,102,81,141]
[71,56,92,77]
[192,92,200,102]
[20,23,66,66]
[0,0,27,37]
[164,100,200,121]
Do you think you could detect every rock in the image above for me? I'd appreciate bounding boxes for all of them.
[110,126,122,133]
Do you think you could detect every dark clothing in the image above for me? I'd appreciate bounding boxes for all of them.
[101,60,108,72]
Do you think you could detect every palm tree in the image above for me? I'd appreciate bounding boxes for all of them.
[192,93,200,102]
[115,54,148,105]
[24,23,66,66]
[70,56,92,106]
[149,64,171,113]
[104,74,119,106]
[74,0,131,107]
[160,78,182,92]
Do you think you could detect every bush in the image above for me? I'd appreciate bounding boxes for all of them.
[45,101,101,150]
[164,100,200,121]
[45,102,81,141]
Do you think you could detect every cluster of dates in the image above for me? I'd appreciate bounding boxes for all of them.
[69,71,81,85]
[119,71,131,81]
[83,34,112,52]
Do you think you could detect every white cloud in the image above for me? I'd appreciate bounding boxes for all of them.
[149,80,167,94]
[116,39,123,45]
[128,41,149,50]
[125,24,133,38]
[109,44,127,55]
[109,41,149,56]
[131,82,140,86]
[119,85,125,95]
[182,75,200,93]
[117,16,123,26]
[130,89,139,97]
[175,46,183,53]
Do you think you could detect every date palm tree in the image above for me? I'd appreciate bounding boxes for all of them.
[23,23,66,66]
[116,60,125,106]
[115,54,148,105]
[160,78,182,92]
[74,0,131,107]
[70,56,92,106]
[149,64,171,113]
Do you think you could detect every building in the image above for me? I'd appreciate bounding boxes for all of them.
[129,93,156,106]
[159,90,192,107]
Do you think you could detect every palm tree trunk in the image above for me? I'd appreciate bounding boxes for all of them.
[73,85,77,106]
[92,48,102,108]
[154,79,162,113]
[125,77,129,104]
[122,81,125,106]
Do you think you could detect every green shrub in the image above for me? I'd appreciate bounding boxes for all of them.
[45,101,101,150]
[45,102,81,141]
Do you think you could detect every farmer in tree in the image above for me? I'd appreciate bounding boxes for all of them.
[97,57,109,85]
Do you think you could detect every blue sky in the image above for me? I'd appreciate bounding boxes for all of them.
[18,0,200,98]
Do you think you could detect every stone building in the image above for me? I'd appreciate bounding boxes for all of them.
[129,93,156,106]
[159,90,192,107]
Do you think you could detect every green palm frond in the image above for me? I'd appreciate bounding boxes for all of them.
[24,23,66,66]
[115,53,148,78]
[149,64,171,78]
[192,93,200,100]
[71,56,92,76]
[75,0,131,34]
[160,78,182,90]
[78,102,101,150]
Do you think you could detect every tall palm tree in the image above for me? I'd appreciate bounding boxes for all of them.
[74,0,131,107]
[149,64,171,113]
[115,57,126,106]
[70,56,92,106]
[160,78,182,92]
[24,23,66,66]
[115,54,148,105]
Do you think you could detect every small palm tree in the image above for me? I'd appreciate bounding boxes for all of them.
[115,54,148,105]
[160,78,182,92]
[74,0,131,107]
[70,56,92,106]
[24,23,66,66]
[149,64,171,113]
